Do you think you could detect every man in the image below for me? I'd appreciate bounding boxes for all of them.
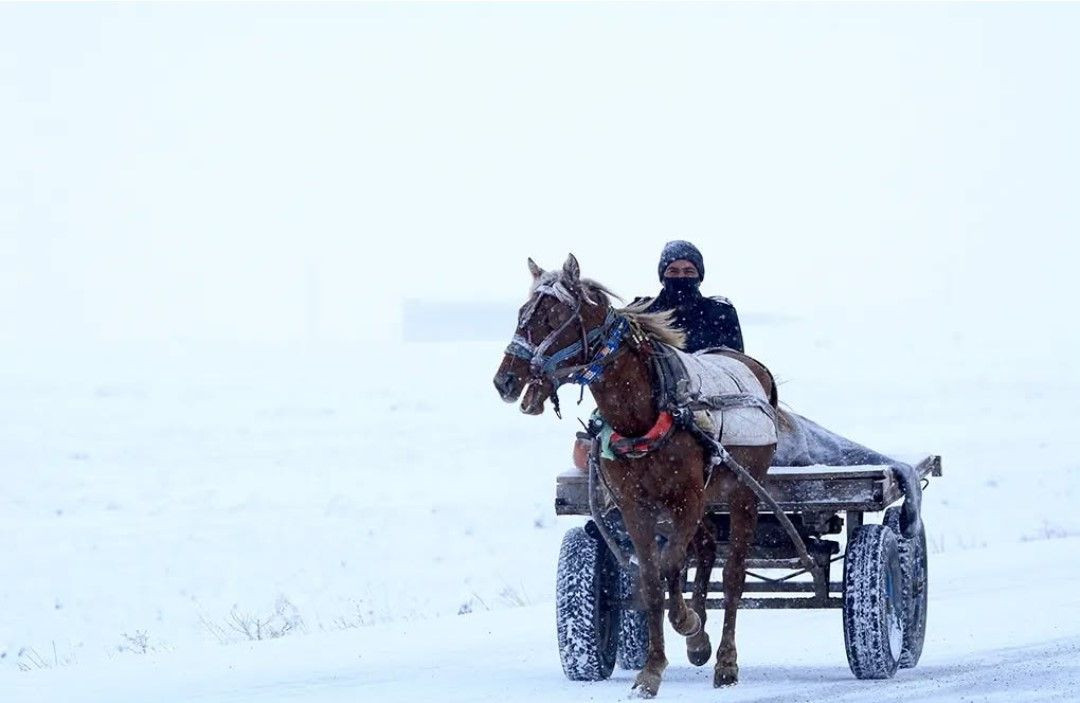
[638,240,744,353]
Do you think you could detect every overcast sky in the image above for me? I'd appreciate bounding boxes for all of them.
[2,2,1077,344]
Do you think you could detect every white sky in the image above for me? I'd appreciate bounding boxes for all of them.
[2,2,1078,343]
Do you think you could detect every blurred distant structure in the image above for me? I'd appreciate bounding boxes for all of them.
[402,300,519,342]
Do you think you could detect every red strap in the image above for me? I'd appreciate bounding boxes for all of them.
[610,411,675,457]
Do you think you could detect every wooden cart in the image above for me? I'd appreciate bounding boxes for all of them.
[553,454,942,681]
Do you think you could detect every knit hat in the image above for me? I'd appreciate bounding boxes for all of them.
[657,240,705,282]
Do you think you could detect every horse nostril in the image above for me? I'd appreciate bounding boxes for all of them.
[494,373,516,397]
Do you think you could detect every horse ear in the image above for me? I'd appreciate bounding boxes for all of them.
[562,253,580,283]
[527,257,543,280]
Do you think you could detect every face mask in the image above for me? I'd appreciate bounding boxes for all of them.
[663,277,701,303]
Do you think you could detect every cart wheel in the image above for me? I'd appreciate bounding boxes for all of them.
[616,567,648,670]
[556,525,618,681]
[884,506,928,668]
[843,524,903,679]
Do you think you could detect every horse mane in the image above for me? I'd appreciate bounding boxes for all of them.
[618,297,687,350]
[533,270,686,350]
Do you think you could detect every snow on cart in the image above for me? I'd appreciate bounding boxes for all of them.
[554,450,942,681]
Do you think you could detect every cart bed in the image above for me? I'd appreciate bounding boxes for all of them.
[555,454,941,515]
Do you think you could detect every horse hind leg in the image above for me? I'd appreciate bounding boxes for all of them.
[685,525,715,666]
[715,487,757,688]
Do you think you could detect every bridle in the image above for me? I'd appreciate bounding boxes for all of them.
[504,283,629,416]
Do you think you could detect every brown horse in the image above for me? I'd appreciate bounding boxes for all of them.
[493,254,778,697]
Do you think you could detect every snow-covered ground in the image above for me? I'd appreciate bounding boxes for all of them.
[5,1,1080,699]
[2,311,1079,700]
[10,536,1080,702]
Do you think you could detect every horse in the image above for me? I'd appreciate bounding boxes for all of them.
[492,254,779,697]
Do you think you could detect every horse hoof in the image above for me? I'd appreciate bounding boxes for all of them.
[632,671,662,698]
[686,630,712,666]
[672,610,701,637]
[713,665,739,688]
[687,646,712,667]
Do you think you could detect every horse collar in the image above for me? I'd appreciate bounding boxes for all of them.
[609,411,676,459]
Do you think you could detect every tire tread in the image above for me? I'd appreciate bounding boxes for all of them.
[843,524,901,679]
[556,526,617,681]
[885,507,928,668]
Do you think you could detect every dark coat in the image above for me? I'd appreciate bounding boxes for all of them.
[641,289,744,353]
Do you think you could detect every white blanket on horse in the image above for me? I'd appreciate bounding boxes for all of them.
[670,349,778,447]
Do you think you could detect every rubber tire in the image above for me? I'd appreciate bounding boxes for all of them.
[885,507,929,668]
[843,524,904,679]
[615,567,648,670]
[556,526,618,681]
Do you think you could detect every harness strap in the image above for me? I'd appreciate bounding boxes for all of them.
[680,418,827,594]
[684,392,777,420]
[647,341,684,410]
[561,317,629,386]
[505,309,617,377]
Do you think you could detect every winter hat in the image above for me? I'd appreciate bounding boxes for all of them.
[657,240,705,282]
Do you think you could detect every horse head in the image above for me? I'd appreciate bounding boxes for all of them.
[493,253,611,415]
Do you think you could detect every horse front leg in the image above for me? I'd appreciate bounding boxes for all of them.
[619,504,667,699]
[659,505,705,642]
[685,525,715,666]
[715,488,757,687]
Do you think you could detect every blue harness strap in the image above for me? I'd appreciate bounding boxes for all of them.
[566,317,628,386]
[505,309,619,379]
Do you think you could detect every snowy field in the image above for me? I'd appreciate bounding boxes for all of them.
[8,537,1080,702]
[5,2,1080,700]
[3,311,1079,701]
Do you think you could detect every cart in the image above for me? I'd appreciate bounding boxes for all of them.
[553,454,942,681]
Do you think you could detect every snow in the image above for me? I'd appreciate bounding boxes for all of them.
[3,2,1080,700]
[2,309,1079,700]
[6,536,1080,702]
